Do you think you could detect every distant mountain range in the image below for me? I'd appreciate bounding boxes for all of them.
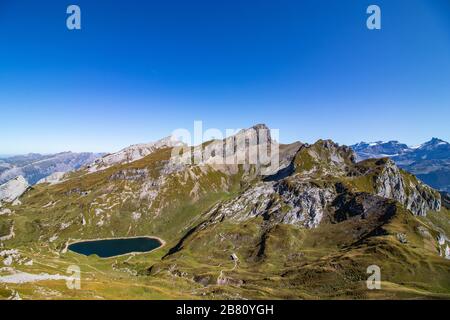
[0,152,103,185]
[351,138,450,192]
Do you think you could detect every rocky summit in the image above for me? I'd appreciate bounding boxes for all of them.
[0,125,449,300]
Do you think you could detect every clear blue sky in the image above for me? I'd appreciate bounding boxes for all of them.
[1,0,449,154]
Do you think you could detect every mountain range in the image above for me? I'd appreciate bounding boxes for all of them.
[351,138,450,192]
[0,125,449,300]
[0,152,103,186]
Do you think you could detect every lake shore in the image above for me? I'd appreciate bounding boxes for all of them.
[66,236,166,259]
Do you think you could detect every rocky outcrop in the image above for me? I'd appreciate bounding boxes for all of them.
[293,140,356,177]
[206,180,335,229]
[440,192,450,209]
[208,182,277,223]
[0,222,15,241]
[332,191,396,223]
[437,233,447,246]
[375,159,406,203]
[374,159,441,216]
[0,176,29,203]
[275,181,335,228]
[404,182,441,216]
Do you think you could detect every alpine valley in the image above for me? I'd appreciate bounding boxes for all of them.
[1,125,449,300]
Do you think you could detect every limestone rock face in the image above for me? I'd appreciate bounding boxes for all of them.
[375,159,441,216]
[205,179,336,229]
[276,181,335,228]
[438,234,447,246]
[441,192,450,209]
[0,176,29,203]
[404,183,441,216]
[375,159,406,203]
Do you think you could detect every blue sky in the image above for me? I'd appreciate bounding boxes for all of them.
[1,0,449,154]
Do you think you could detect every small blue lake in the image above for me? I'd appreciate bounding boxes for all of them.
[68,237,163,258]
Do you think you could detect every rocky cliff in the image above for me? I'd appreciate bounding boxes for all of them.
[0,176,29,203]
[373,159,441,216]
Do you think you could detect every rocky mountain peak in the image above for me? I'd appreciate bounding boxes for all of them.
[250,123,270,131]
[419,138,449,150]
[351,140,410,160]
[293,139,356,177]
[233,123,273,144]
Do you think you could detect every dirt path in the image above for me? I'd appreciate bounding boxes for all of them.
[217,252,239,285]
